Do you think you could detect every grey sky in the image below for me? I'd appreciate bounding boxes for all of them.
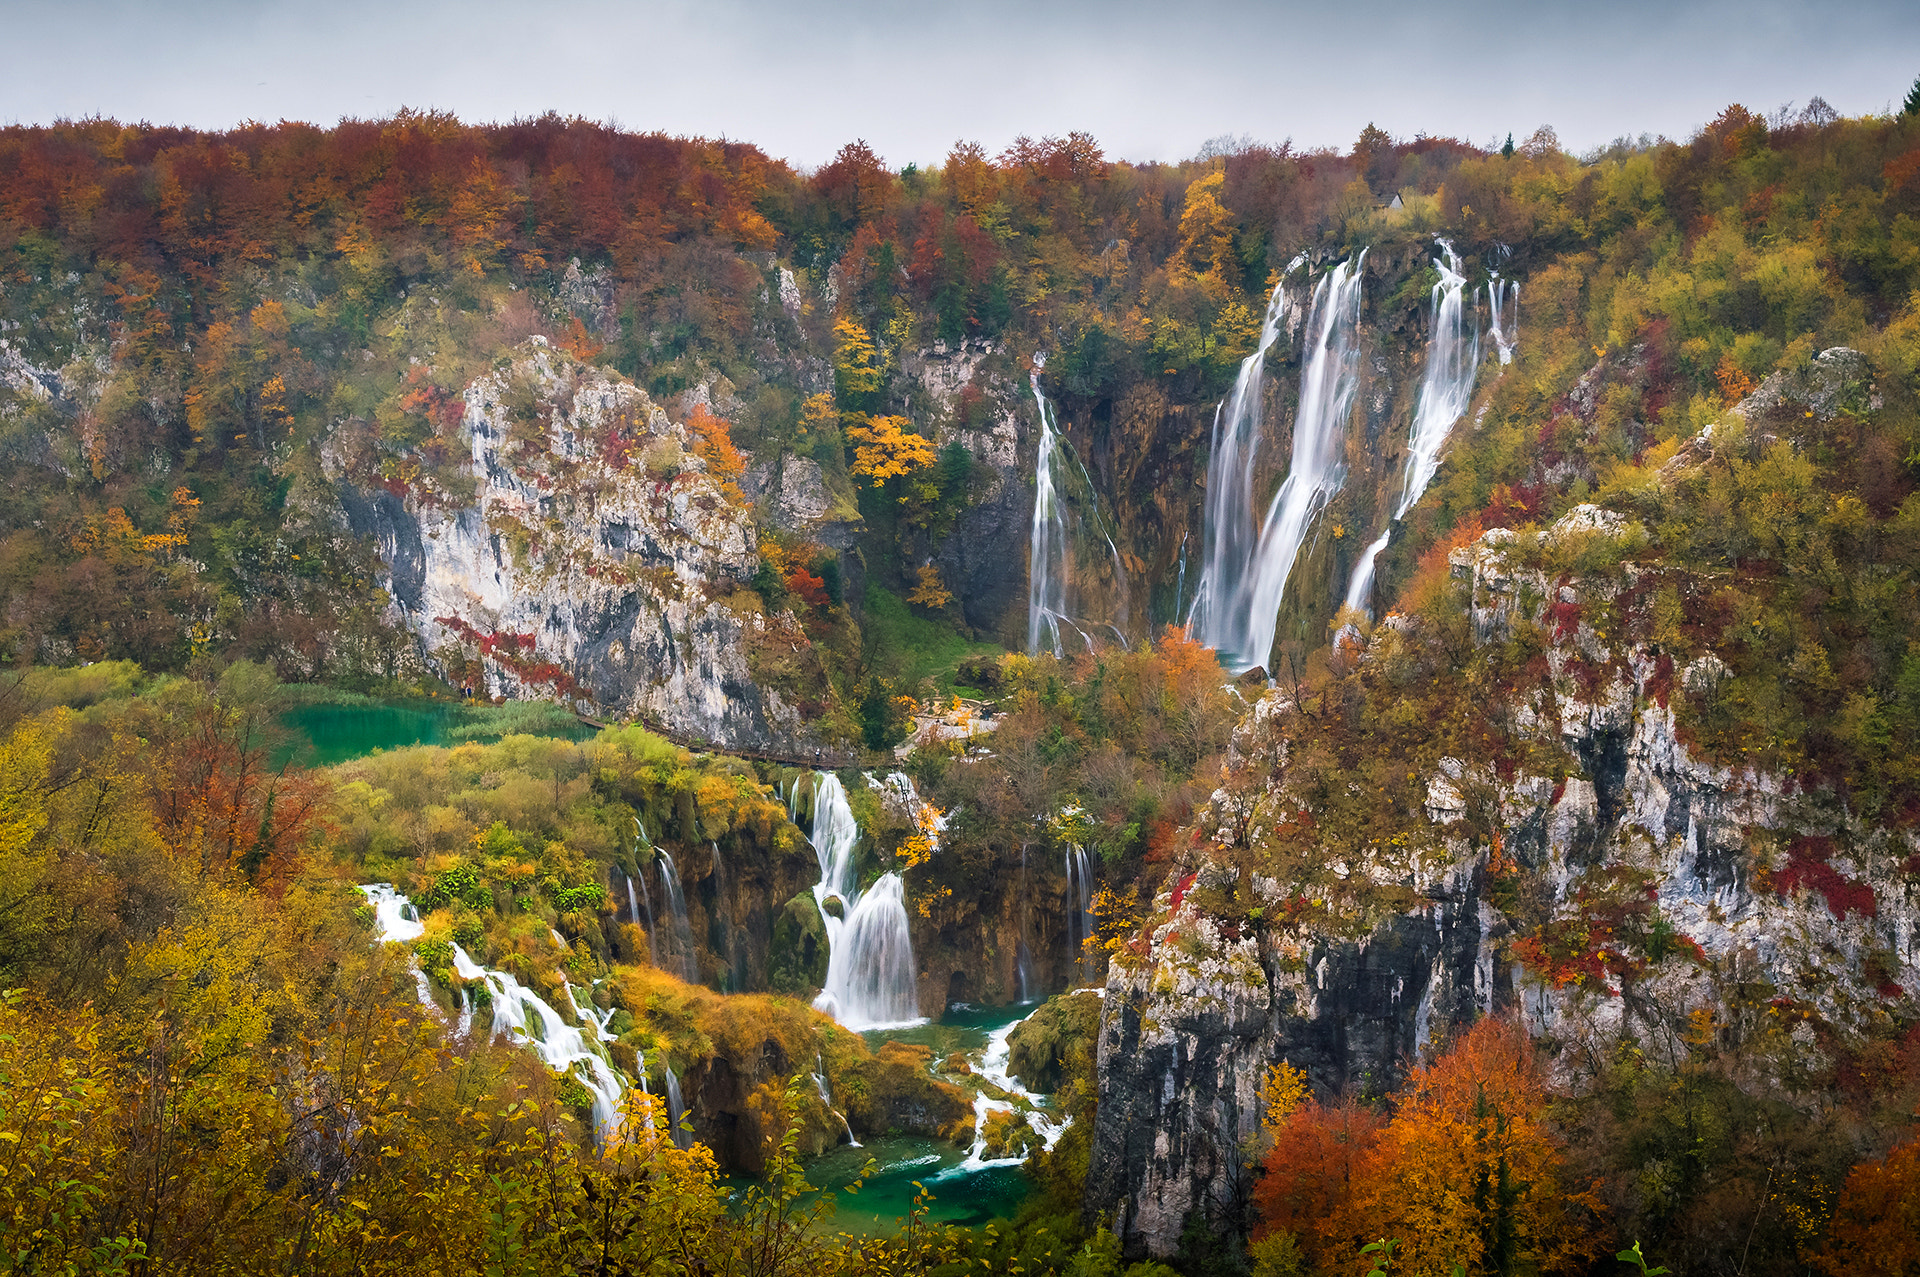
[2,0,1914,168]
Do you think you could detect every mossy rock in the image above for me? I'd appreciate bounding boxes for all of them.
[980,1108,1035,1160]
[767,889,827,994]
[1006,990,1104,1095]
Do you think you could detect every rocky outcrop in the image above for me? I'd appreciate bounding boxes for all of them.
[1087,502,1920,1259]
[338,338,833,755]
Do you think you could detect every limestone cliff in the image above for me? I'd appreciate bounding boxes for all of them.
[334,338,835,754]
[1086,489,1920,1258]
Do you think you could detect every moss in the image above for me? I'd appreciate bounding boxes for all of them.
[767,890,827,994]
[1006,990,1104,1096]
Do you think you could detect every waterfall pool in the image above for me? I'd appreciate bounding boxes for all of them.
[275,699,595,767]
[763,1134,1029,1237]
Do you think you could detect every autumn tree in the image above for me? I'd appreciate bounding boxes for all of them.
[1811,1132,1920,1275]
[687,403,746,503]
[845,415,936,487]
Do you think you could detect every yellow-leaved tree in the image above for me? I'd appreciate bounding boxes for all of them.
[846,416,936,486]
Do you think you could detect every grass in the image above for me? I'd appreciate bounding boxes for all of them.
[860,584,1003,692]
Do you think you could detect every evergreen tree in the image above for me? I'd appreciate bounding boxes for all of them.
[1905,74,1920,116]
[1501,132,1515,158]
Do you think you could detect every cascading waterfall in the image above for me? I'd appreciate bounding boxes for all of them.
[360,884,440,1016]
[1232,253,1369,673]
[1016,844,1035,1003]
[1026,353,1127,656]
[1186,258,1305,660]
[359,884,628,1142]
[656,850,698,983]
[939,1009,1069,1178]
[1343,240,1481,615]
[805,772,923,1030]
[663,1064,691,1149]
[1488,273,1519,365]
[812,1053,860,1147]
[625,873,641,928]
[1063,845,1094,982]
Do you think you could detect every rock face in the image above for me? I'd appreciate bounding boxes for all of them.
[1087,502,1920,1259]
[340,339,830,754]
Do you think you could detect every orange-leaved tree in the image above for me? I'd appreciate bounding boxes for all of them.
[686,404,746,503]
[1353,1017,1600,1277]
[1811,1130,1920,1275]
[846,415,936,487]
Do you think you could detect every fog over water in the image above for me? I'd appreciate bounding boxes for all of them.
[3,0,1916,165]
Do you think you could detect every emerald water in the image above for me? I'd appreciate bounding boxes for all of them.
[786,1135,1028,1237]
[275,700,598,768]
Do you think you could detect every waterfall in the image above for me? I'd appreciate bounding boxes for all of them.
[359,883,627,1142]
[709,842,744,992]
[1063,845,1095,982]
[359,884,440,1016]
[1488,273,1519,365]
[1186,259,1305,661]
[630,820,659,967]
[1026,354,1127,656]
[656,851,698,983]
[1017,844,1034,1003]
[804,772,923,1030]
[1233,253,1369,673]
[663,1064,691,1149]
[449,945,626,1141]
[1343,240,1481,615]
[812,1053,860,1147]
[939,1009,1069,1177]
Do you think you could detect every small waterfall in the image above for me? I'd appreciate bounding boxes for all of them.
[631,819,658,967]
[358,884,440,1016]
[1017,844,1035,1003]
[625,873,640,927]
[449,944,627,1142]
[657,851,698,983]
[812,1053,860,1147]
[1186,259,1306,661]
[1026,353,1127,656]
[663,1064,691,1149]
[1488,272,1519,365]
[359,884,627,1143]
[1236,253,1368,673]
[939,1009,1069,1178]
[709,842,744,992]
[1343,240,1481,615]
[805,773,923,1030]
[1063,845,1095,982]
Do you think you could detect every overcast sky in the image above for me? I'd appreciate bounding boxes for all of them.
[2,0,1915,168]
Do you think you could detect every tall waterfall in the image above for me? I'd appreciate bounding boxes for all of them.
[1229,253,1369,673]
[709,842,744,992]
[1488,272,1519,365]
[1343,240,1481,615]
[656,851,698,983]
[802,772,923,1030]
[1186,258,1305,659]
[1026,354,1127,656]
[663,1064,691,1149]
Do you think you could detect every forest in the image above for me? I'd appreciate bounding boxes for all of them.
[3,79,1920,1277]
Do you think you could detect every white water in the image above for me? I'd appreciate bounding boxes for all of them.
[1186,258,1305,661]
[812,1054,860,1147]
[359,884,630,1144]
[1343,240,1480,615]
[1234,253,1368,672]
[939,1010,1069,1177]
[1063,845,1094,981]
[1189,255,1366,672]
[656,850,698,983]
[803,773,924,1031]
[359,884,440,1016]
[663,1064,691,1149]
[1488,272,1519,365]
[1026,354,1127,656]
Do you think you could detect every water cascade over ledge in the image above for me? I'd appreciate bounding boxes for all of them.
[800,772,924,1030]
[1026,353,1127,655]
[1234,253,1368,672]
[1186,256,1306,661]
[1343,239,1481,615]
